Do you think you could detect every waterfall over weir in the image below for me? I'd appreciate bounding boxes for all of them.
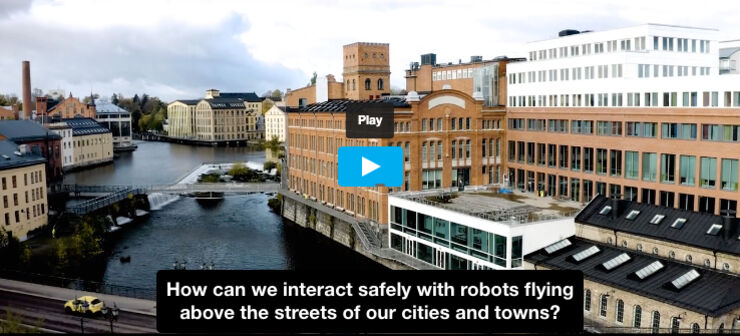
[148,192,180,210]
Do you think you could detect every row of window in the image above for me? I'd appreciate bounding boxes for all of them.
[584,290,714,333]
[508,141,740,191]
[389,206,522,268]
[345,78,385,91]
[432,68,474,81]
[509,64,624,84]
[289,177,381,222]
[509,91,740,108]
[1,170,43,191]
[508,119,740,143]
[507,167,738,215]
[3,204,46,226]
[2,187,44,209]
[527,35,710,62]
[637,64,711,78]
[528,36,647,61]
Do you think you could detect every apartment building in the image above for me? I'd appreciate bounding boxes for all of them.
[167,90,262,141]
[506,24,740,216]
[0,120,62,181]
[526,195,739,333]
[65,118,113,169]
[0,140,47,241]
[46,122,74,169]
[264,104,287,142]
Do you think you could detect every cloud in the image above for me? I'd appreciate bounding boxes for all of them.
[1,0,739,102]
[0,1,305,101]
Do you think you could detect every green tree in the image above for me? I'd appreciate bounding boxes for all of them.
[263,161,277,171]
[138,114,152,131]
[228,162,249,177]
[308,71,317,86]
[111,93,119,105]
[0,308,42,333]
[271,89,283,99]
[264,135,281,153]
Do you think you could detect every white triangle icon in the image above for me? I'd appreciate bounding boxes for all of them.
[361,157,380,176]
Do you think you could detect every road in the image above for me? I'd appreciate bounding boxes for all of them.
[0,289,157,333]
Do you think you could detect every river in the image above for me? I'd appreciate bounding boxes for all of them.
[63,141,384,294]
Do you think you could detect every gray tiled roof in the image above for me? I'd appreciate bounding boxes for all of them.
[576,195,739,255]
[218,92,260,102]
[63,118,112,136]
[95,101,130,115]
[293,97,410,113]
[173,99,200,105]
[526,237,740,316]
[0,120,62,142]
[0,140,46,170]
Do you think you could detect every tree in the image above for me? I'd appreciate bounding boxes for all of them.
[133,94,140,104]
[308,71,317,86]
[0,308,42,333]
[82,93,100,104]
[228,162,249,177]
[262,99,273,114]
[271,89,283,99]
[264,135,281,153]
[111,93,119,105]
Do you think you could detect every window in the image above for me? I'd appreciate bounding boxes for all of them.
[661,154,675,183]
[633,305,642,328]
[596,149,608,175]
[671,218,687,229]
[625,151,639,179]
[700,157,717,188]
[652,311,661,333]
[680,155,696,185]
[610,150,622,176]
[616,300,624,323]
[671,317,680,333]
[692,323,700,333]
[642,153,657,181]
[721,159,738,191]
[364,78,371,90]
[599,294,608,317]
[584,289,592,312]
[706,224,722,236]
[702,124,740,142]
[650,214,665,225]
[662,123,697,140]
[377,78,384,90]
[626,210,640,220]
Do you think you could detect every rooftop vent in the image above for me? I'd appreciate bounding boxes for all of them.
[559,29,580,37]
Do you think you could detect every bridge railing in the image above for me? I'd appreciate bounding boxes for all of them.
[0,268,155,300]
[66,188,147,215]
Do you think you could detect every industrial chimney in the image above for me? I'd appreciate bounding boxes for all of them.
[21,61,32,120]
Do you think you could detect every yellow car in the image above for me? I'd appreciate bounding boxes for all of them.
[64,296,104,315]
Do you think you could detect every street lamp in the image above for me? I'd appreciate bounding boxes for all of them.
[101,303,120,333]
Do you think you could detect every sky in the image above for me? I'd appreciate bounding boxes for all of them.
[1,0,739,102]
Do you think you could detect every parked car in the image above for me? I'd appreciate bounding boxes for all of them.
[64,296,104,315]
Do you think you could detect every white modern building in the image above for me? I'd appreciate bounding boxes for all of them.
[264,104,287,142]
[46,121,74,169]
[720,39,740,74]
[388,190,575,270]
[95,99,134,151]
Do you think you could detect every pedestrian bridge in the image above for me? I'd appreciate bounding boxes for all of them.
[56,182,280,215]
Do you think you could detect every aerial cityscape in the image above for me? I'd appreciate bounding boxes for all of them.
[0,0,738,334]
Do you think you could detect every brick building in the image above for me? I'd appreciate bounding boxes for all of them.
[0,120,62,181]
[0,105,18,120]
[44,94,96,119]
[285,43,391,107]
[505,24,740,216]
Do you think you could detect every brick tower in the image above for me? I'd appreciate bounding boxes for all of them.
[342,42,390,100]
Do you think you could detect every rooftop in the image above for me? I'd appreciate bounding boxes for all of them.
[577,195,739,255]
[63,118,111,136]
[94,100,130,115]
[0,120,62,142]
[294,97,410,113]
[217,92,261,102]
[391,188,581,224]
[526,237,739,316]
[0,140,46,170]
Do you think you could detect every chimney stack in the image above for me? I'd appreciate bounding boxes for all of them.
[721,209,737,240]
[22,61,32,120]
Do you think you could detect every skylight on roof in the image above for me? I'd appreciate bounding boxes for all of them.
[572,246,600,262]
[706,224,722,236]
[671,218,687,229]
[602,253,631,271]
[670,269,700,290]
[544,239,572,254]
[625,210,641,220]
[599,205,612,215]
[635,261,664,280]
[650,214,665,225]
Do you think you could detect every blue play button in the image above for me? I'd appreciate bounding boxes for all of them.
[338,146,403,187]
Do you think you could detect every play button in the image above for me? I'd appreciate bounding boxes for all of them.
[361,157,380,176]
[338,147,402,187]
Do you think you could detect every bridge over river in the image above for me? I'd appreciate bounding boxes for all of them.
[55,182,279,215]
